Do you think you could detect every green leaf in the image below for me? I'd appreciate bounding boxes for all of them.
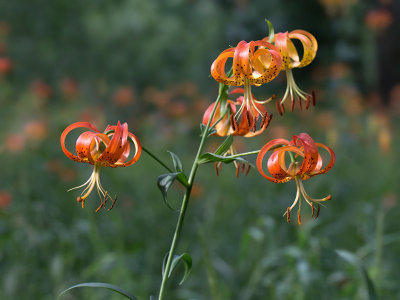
[336,250,379,300]
[169,253,193,285]
[197,152,251,166]
[167,151,183,172]
[214,135,233,156]
[200,123,217,138]
[57,282,138,300]
[265,19,275,43]
[157,172,188,210]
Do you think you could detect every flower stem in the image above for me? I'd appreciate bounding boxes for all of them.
[157,85,227,300]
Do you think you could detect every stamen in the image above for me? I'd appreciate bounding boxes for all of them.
[240,163,245,173]
[214,162,219,176]
[246,110,251,127]
[230,114,238,132]
[245,164,251,175]
[291,99,295,112]
[264,114,273,129]
[235,164,240,178]
[287,207,291,223]
[276,100,283,116]
[260,113,268,128]
[306,95,310,109]
[108,196,118,211]
[77,196,85,208]
[312,91,316,106]
[299,97,303,110]
[280,103,285,114]
[311,202,314,217]
[252,116,257,132]
[315,204,320,219]
[297,210,301,225]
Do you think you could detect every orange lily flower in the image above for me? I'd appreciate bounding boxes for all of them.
[257,133,335,224]
[211,40,281,132]
[267,30,318,114]
[202,89,273,138]
[202,89,273,177]
[61,121,142,211]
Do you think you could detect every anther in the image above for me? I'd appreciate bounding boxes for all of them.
[280,103,285,114]
[260,113,268,128]
[230,114,238,132]
[306,95,311,109]
[245,164,251,175]
[108,196,118,211]
[297,210,301,225]
[311,203,314,217]
[252,116,257,132]
[291,99,295,112]
[235,164,240,178]
[77,196,85,208]
[312,91,316,106]
[286,207,291,223]
[315,204,320,219]
[299,97,303,110]
[276,100,283,116]
[240,163,245,173]
[246,110,251,127]
[214,162,219,176]
[264,114,273,129]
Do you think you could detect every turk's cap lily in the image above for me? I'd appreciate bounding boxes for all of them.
[266,30,318,114]
[257,133,335,224]
[211,40,282,87]
[269,30,318,70]
[60,121,142,211]
[202,88,273,138]
[61,121,141,168]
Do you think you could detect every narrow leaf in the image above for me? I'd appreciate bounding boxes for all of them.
[167,151,183,172]
[265,19,275,43]
[157,172,188,210]
[214,135,233,156]
[168,253,193,285]
[198,152,251,166]
[200,123,217,138]
[57,282,137,300]
[336,250,379,300]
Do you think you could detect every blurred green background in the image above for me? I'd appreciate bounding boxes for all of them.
[1,0,400,299]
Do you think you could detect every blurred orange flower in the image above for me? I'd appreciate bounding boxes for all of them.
[112,86,135,107]
[60,78,79,99]
[0,191,12,209]
[0,57,12,74]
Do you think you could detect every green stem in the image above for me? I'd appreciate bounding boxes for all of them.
[157,85,227,300]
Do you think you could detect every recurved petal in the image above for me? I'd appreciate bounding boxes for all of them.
[116,132,142,167]
[60,121,100,162]
[292,133,319,175]
[311,142,335,176]
[211,48,240,86]
[257,138,291,183]
[289,30,318,68]
[233,41,251,78]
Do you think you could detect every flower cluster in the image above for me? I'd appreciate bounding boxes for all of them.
[60,22,335,225]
